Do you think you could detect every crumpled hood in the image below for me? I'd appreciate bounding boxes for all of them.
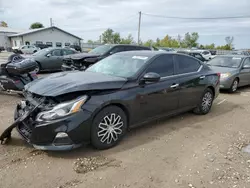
[64,52,100,60]
[209,66,239,74]
[25,71,127,97]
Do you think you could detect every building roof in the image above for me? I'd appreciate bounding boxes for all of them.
[8,26,82,40]
[0,27,26,33]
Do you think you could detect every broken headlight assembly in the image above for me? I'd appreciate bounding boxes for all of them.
[36,95,88,121]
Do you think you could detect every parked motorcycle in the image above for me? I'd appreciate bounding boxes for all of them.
[0,54,38,95]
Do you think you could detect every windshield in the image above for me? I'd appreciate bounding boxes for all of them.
[88,45,113,55]
[86,54,149,78]
[207,56,242,68]
[33,48,50,56]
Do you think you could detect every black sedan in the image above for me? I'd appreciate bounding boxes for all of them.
[13,51,220,150]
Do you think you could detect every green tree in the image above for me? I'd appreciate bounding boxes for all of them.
[143,40,155,47]
[204,43,215,49]
[30,22,44,29]
[183,32,199,48]
[0,21,8,27]
[87,40,94,44]
[113,32,121,44]
[155,38,161,46]
[160,35,179,48]
[120,34,134,44]
[216,44,231,50]
[101,28,121,44]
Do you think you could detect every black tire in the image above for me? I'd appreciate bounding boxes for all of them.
[91,106,128,150]
[193,88,214,115]
[229,78,239,93]
[33,50,37,53]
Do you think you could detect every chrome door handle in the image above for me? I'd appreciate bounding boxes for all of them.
[170,84,179,88]
[200,75,206,79]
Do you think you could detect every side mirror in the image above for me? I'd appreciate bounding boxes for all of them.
[141,72,161,83]
[46,53,51,57]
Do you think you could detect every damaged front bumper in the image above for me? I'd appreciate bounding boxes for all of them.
[1,93,93,151]
[15,105,92,151]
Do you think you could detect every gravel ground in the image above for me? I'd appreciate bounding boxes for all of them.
[1,52,250,187]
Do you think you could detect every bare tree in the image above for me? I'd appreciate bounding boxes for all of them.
[225,36,234,49]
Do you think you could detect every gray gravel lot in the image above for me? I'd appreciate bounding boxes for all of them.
[1,54,250,188]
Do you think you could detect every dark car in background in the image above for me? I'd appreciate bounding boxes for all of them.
[62,44,151,71]
[177,51,208,62]
[14,51,220,151]
[0,46,4,52]
[207,55,250,92]
[29,47,78,73]
[69,45,82,52]
[34,44,49,50]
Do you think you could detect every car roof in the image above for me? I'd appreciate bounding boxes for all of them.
[117,50,177,58]
[104,44,150,48]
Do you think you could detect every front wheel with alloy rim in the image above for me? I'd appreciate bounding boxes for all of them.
[229,79,238,93]
[193,88,214,115]
[91,106,128,150]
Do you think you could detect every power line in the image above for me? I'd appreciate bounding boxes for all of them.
[142,12,250,20]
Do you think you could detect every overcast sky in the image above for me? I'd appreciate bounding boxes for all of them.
[1,0,250,48]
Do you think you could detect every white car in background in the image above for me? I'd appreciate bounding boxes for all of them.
[12,45,40,54]
[194,50,215,60]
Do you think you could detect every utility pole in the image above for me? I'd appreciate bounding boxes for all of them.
[137,11,142,45]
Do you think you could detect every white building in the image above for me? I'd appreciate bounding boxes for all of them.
[0,27,25,49]
[0,26,82,49]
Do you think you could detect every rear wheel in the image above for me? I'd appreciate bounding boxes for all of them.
[91,106,127,150]
[193,88,214,115]
[229,78,238,93]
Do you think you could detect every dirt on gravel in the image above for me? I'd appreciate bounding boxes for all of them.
[1,88,250,188]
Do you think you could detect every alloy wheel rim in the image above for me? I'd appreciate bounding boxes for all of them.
[98,113,124,144]
[232,80,238,92]
[202,92,213,112]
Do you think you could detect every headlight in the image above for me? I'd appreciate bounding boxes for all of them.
[36,95,88,121]
[220,73,231,79]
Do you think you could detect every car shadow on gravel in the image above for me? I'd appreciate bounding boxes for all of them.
[47,99,238,159]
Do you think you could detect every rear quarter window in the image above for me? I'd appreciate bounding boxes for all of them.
[175,55,201,74]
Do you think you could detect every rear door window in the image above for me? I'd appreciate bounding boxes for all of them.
[146,54,174,77]
[175,55,201,74]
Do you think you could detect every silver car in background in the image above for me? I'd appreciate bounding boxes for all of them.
[207,55,250,92]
